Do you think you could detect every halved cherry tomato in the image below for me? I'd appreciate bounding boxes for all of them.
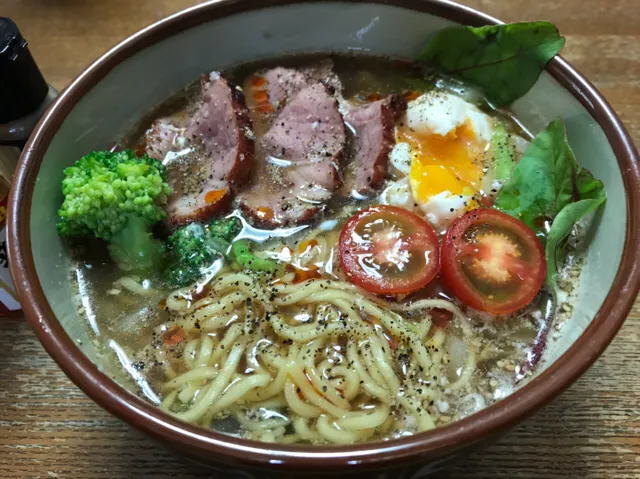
[441,208,546,314]
[339,205,440,295]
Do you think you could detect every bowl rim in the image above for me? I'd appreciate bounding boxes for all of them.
[8,0,640,472]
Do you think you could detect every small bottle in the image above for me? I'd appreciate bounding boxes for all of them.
[0,17,57,316]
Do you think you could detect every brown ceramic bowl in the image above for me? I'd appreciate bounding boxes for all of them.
[8,1,640,477]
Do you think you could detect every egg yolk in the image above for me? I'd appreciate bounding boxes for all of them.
[400,121,487,205]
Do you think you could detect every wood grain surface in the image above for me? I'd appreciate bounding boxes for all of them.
[1,0,639,477]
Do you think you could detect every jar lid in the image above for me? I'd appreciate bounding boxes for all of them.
[0,18,48,124]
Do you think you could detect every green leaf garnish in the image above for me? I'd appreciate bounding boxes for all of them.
[545,172,606,289]
[494,118,577,231]
[418,21,565,106]
[494,118,606,289]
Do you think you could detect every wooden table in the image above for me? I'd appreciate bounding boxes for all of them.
[2,0,639,477]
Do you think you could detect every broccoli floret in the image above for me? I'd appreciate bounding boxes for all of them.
[165,223,225,287]
[165,217,280,287]
[208,217,242,242]
[57,150,171,270]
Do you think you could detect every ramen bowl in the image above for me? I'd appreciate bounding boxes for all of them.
[8,0,640,477]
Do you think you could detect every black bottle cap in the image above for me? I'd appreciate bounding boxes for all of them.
[0,18,48,124]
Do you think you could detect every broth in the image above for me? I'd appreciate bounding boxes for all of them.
[68,53,580,445]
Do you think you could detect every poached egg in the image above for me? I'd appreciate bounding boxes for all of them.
[386,91,495,232]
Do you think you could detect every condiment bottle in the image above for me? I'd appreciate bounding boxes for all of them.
[0,17,57,316]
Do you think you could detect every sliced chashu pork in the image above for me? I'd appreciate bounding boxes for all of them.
[239,82,346,228]
[145,119,185,161]
[345,94,407,194]
[245,60,344,117]
[144,73,254,226]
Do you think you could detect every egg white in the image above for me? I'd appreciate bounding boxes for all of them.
[380,176,414,210]
[420,191,471,232]
[389,142,413,176]
[404,91,493,142]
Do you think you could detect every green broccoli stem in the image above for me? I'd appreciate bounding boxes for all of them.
[107,215,165,271]
[231,240,281,274]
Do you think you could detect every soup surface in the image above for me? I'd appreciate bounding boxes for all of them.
[67,54,583,445]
